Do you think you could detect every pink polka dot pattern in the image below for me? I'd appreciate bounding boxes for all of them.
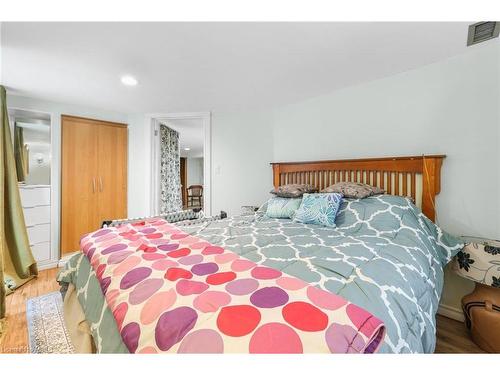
[178,254,203,265]
[230,259,255,272]
[251,266,282,280]
[140,289,177,325]
[121,322,141,352]
[176,280,209,296]
[177,329,224,353]
[113,302,128,331]
[214,252,238,264]
[142,253,165,261]
[129,278,164,305]
[202,245,225,255]
[120,267,152,289]
[80,219,385,354]
[107,251,133,265]
[250,287,289,308]
[225,278,259,296]
[151,259,178,271]
[193,291,231,313]
[155,307,197,351]
[191,262,219,276]
[307,285,347,311]
[113,256,141,276]
[276,276,308,291]
[249,323,303,353]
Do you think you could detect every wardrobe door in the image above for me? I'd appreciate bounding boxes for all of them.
[61,116,99,254]
[97,124,128,224]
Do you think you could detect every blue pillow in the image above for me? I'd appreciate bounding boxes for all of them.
[266,197,302,219]
[293,193,343,227]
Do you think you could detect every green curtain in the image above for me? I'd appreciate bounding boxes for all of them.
[0,86,38,339]
[14,125,28,182]
[23,144,30,175]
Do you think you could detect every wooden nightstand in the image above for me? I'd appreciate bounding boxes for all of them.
[452,238,500,353]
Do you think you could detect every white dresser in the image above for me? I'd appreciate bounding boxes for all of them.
[19,185,52,266]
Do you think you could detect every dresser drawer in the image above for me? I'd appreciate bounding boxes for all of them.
[24,205,50,226]
[31,241,51,263]
[20,187,51,207]
[27,223,50,245]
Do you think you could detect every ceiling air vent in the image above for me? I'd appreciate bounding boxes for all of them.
[467,21,500,46]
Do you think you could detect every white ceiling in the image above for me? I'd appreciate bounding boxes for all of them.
[0,22,480,114]
[161,118,203,158]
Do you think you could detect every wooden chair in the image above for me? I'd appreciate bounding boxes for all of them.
[187,185,203,207]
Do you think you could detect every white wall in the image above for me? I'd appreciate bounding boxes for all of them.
[127,110,273,218]
[211,110,273,215]
[186,157,203,186]
[127,113,152,218]
[271,42,500,313]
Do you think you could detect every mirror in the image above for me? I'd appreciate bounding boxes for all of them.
[9,109,51,185]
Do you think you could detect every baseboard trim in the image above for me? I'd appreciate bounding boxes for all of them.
[438,303,465,322]
[37,260,60,271]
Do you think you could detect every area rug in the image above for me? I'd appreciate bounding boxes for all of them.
[26,292,75,353]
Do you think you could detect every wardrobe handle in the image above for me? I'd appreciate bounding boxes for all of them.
[92,178,96,193]
[99,177,103,192]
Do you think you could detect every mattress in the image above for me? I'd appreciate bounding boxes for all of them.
[58,195,463,353]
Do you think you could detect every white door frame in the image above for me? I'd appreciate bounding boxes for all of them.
[149,112,212,216]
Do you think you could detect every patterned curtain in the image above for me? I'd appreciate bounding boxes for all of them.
[159,124,182,213]
[0,86,38,338]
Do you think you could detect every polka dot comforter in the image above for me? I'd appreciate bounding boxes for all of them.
[58,195,464,353]
[76,219,386,353]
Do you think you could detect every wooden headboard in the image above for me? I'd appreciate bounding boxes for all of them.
[270,155,445,222]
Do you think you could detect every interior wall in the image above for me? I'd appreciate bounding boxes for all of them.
[127,109,273,218]
[127,113,152,218]
[186,157,203,186]
[270,42,500,314]
[210,110,273,215]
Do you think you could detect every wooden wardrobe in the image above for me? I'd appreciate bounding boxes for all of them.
[61,115,128,255]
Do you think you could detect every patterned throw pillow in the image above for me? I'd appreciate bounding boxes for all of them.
[266,197,302,219]
[321,182,384,199]
[270,184,318,198]
[293,193,343,227]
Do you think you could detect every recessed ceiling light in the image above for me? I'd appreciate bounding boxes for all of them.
[121,75,138,86]
[184,147,191,151]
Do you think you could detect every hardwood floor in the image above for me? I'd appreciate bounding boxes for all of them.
[0,268,60,353]
[0,268,487,354]
[435,314,485,353]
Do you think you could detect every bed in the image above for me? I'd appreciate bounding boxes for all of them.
[57,155,463,353]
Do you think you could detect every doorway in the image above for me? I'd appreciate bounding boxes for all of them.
[150,112,211,216]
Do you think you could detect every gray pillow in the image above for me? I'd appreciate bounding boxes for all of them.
[270,184,318,198]
[321,182,385,199]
